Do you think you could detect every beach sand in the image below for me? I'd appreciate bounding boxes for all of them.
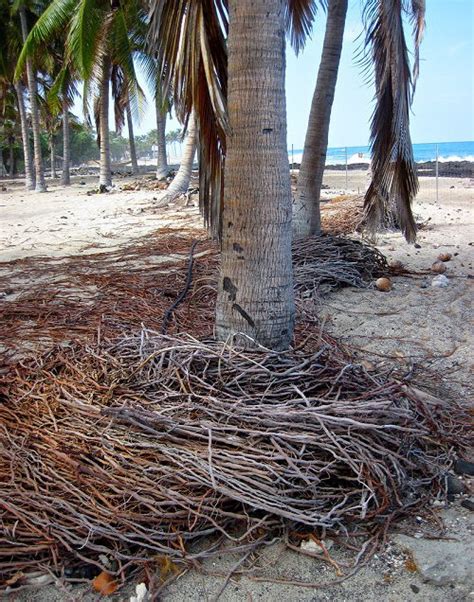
[1,170,473,601]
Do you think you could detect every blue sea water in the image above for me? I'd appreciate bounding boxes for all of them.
[288,140,474,165]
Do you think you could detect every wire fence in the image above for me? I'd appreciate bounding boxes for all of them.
[289,143,473,203]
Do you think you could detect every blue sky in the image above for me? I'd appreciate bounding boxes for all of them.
[131,0,474,147]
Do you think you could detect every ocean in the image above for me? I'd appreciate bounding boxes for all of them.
[288,140,474,166]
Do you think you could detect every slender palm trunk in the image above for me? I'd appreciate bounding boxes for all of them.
[14,81,35,189]
[99,57,112,191]
[19,6,46,192]
[155,95,168,179]
[159,115,196,203]
[8,138,14,177]
[293,0,348,238]
[50,137,57,178]
[126,100,138,175]
[61,99,71,185]
[215,0,294,350]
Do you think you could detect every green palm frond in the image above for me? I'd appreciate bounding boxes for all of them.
[362,0,422,243]
[66,0,106,79]
[14,0,78,81]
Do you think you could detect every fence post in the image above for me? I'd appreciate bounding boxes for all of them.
[345,147,348,190]
[435,143,439,203]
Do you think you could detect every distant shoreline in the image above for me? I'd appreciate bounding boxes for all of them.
[289,160,474,179]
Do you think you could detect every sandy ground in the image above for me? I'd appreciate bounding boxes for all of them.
[1,171,473,601]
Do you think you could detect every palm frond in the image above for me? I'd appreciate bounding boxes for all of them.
[407,0,425,87]
[148,0,228,238]
[363,0,420,243]
[14,0,77,81]
[285,0,325,55]
[66,0,105,79]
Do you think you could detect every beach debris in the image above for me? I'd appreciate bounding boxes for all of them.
[437,252,452,262]
[431,261,447,274]
[0,329,470,588]
[375,277,392,291]
[92,571,117,595]
[130,583,149,602]
[431,275,449,288]
[300,538,334,554]
[460,499,474,512]
[454,459,474,476]
[388,259,403,270]
[446,475,467,496]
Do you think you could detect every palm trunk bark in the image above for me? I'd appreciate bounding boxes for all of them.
[159,114,196,203]
[215,0,294,350]
[19,6,46,192]
[61,99,71,185]
[126,100,139,175]
[99,56,112,191]
[293,0,348,238]
[14,80,35,189]
[50,137,57,178]
[155,95,168,179]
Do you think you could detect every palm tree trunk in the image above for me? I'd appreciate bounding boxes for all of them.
[126,100,139,175]
[14,80,35,189]
[50,137,57,178]
[155,95,168,179]
[99,56,112,191]
[293,0,348,238]
[19,6,46,192]
[8,138,14,177]
[61,99,71,185]
[215,0,294,350]
[159,115,196,203]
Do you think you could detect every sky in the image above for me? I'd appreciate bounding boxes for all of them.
[127,0,474,148]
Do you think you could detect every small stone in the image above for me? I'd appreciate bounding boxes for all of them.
[437,252,452,262]
[414,243,422,249]
[454,459,474,476]
[460,499,474,512]
[447,474,467,495]
[431,261,447,274]
[300,538,334,554]
[376,277,392,292]
[431,275,449,288]
[410,584,420,593]
[389,259,404,270]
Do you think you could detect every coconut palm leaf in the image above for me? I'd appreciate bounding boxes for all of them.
[13,0,78,81]
[362,0,424,243]
[148,0,229,237]
[285,0,326,54]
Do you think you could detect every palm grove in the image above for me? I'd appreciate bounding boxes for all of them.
[1,0,424,351]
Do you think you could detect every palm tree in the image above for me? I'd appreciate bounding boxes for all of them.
[0,2,35,189]
[215,1,295,349]
[155,93,168,179]
[293,0,348,238]
[126,100,139,174]
[16,3,47,192]
[294,0,424,240]
[150,0,424,349]
[16,0,147,191]
[158,114,196,203]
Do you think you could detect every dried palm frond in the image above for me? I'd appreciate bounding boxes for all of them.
[148,0,322,239]
[362,0,425,243]
[148,0,228,239]
[285,0,325,55]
